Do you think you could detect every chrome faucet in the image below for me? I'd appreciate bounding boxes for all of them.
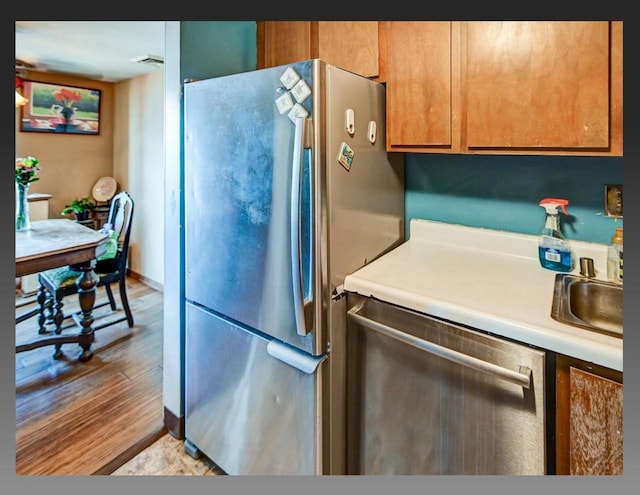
[579,257,596,278]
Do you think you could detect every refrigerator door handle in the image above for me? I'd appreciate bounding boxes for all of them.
[267,340,327,374]
[291,116,313,336]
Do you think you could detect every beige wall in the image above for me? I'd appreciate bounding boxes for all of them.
[15,71,114,221]
[15,69,164,289]
[114,71,165,288]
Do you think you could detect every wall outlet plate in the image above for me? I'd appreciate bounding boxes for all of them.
[604,184,623,218]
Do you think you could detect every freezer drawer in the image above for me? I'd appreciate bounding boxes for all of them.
[346,296,547,475]
[185,302,323,475]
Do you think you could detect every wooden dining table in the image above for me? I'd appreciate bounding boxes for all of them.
[15,219,108,362]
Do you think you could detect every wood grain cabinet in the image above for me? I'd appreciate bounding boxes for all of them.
[384,21,622,156]
[385,21,460,153]
[256,21,382,79]
[556,354,623,475]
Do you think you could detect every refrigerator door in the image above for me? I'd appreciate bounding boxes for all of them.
[185,302,323,475]
[322,64,404,291]
[184,61,317,354]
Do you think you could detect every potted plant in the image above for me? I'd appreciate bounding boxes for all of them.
[61,196,96,221]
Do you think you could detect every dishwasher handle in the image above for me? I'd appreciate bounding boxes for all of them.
[347,305,532,390]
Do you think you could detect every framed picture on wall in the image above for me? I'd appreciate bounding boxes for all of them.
[19,81,101,135]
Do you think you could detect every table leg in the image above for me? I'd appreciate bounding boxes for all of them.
[74,259,100,362]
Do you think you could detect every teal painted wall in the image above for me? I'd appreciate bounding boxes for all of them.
[180,21,256,81]
[176,21,625,250]
[405,154,623,245]
[164,20,257,428]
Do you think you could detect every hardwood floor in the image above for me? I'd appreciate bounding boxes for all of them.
[15,276,166,475]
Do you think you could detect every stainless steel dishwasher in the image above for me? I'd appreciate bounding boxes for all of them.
[345,294,547,475]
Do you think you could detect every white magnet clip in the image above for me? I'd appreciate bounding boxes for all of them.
[291,79,311,103]
[275,92,294,114]
[280,67,301,89]
[368,120,377,144]
[345,109,355,135]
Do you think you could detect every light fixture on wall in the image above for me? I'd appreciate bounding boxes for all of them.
[15,60,32,108]
[15,74,28,108]
[16,90,29,108]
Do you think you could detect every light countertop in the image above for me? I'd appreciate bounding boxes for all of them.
[343,219,623,372]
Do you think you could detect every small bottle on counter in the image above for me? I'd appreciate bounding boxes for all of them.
[607,227,623,284]
[538,198,573,272]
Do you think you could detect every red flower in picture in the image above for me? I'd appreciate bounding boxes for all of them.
[54,88,82,108]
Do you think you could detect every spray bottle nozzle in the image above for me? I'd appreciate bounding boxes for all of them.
[539,198,569,215]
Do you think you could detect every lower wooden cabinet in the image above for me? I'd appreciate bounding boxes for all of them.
[555,354,623,475]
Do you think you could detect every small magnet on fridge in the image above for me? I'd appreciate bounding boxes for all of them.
[288,103,309,123]
[345,109,355,135]
[337,142,354,171]
[275,92,294,114]
[291,79,312,103]
[280,67,301,89]
[368,120,377,143]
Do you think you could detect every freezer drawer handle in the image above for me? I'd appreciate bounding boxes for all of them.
[267,340,326,374]
[290,116,313,337]
[347,306,532,389]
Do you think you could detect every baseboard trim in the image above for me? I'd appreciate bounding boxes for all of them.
[127,269,163,292]
[164,406,184,440]
[95,426,167,475]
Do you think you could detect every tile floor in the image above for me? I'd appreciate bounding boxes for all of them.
[111,434,226,476]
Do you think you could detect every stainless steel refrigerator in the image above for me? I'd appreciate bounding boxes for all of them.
[183,59,404,475]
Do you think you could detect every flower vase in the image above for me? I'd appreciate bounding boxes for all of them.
[16,182,31,231]
[60,106,74,125]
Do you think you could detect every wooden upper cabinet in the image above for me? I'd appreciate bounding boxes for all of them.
[259,21,311,69]
[464,21,619,154]
[386,21,460,153]
[384,21,622,155]
[257,21,381,79]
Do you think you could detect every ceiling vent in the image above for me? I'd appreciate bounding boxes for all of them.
[16,59,35,77]
[16,59,35,69]
[130,54,164,67]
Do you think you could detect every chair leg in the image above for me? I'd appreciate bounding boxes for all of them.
[118,278,134,327]
[53,343,64,360]
[46,292,57,325]
[37,284,50,334]
[52,294,65,334]
[104,284,117,311]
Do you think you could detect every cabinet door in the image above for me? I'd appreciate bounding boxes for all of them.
[259,21,312,68]
[386,21,461,153]
[465,21,612,153]
[318,21,379,78]
[569,367,623,475]
[258,21,380,79]
[556,355,623,475]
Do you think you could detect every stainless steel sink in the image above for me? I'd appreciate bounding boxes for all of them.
[551,274,623,338]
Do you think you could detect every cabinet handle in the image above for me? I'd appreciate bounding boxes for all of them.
[347,305,532,389]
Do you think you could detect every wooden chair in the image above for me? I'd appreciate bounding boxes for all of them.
[37,192,135,351]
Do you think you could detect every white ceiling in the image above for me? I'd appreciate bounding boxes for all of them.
[15,21,166,83]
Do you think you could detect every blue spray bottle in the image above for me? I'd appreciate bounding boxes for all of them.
[538,198,573,272]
